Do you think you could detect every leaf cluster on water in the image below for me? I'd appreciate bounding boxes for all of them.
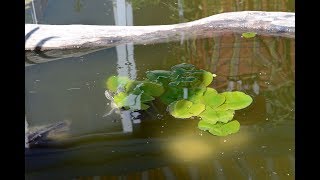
[106,63,253,136]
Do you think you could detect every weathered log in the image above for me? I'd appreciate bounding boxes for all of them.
[25,11,295,63]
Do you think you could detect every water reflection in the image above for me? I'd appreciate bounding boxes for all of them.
[164,131,251,163]
[25,33,294,180]
[113,0,138,133]
[169,33,294,124]
[25,0,295,25]
[25,0,294,179]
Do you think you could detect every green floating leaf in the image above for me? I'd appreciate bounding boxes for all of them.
[113,91,151,111]
[168,99,192,118]
[160,87,183,105]
[242,32,257,39]
[201,88,225,109]
[189,103,206,116]
[106,76,131,92]
[113,92,128,107]
[125,80,142,93]
[140,93,155,102]
[140,82,165,97]
[216,91,253,111]
[168,99,205,118]
[199,107,234,124]
[198,120,213,131]
[208,120,240,136]
[171,63,195,71]
[187,88,206,104]
[198,71,215,87]
[145,70,171,84]
[168,77,197,87]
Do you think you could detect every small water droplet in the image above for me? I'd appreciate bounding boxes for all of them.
[261,145,267,148]
[223,139,227,143]
[266,118,269,121]
[272,172,277,175]
[221,152,224,155]
[107,103,110,105]
[111,150,115,153]
[289,148,291,151]
[146,141,149,144]
[287,173,290,176]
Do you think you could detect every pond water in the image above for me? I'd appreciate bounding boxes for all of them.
[25,0,295,179]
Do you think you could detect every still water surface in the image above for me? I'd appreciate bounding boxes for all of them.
[25,0,294,179]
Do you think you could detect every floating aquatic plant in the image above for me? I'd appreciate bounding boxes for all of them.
[105,63,253,136]
[241,32,257,38]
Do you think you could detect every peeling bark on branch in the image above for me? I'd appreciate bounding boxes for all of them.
[25,11,295,63]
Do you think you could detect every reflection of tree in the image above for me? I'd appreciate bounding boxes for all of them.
[264,81,294,123]
[127,0,161,10]
[169,33,294,123]
[164,0,295,22]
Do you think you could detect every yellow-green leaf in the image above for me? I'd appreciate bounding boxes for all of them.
[216,91,253,110]
[199,107,234,124]
[208,120,240,136]
[168,100,205,118]
[241,32,257,38]
[106,76,131,92]
[201,88,225,109]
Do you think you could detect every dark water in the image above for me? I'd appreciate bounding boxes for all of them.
[25,0,295,179]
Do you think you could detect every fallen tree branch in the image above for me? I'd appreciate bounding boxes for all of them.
[25,11,295,63]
